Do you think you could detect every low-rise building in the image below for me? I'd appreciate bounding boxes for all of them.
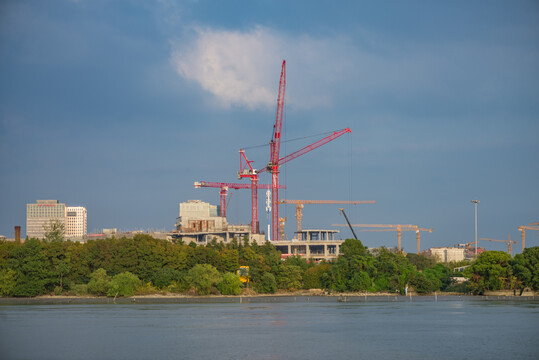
[428,247,466,263]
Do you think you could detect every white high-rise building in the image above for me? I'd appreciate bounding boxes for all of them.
[66,206,87,239]
[26,200,88,240]
[26,200,67,239]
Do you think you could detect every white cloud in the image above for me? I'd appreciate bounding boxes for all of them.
[170,26,357,110]
[169,23,538,115]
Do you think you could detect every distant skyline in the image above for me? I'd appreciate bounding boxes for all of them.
[1,1,538,253]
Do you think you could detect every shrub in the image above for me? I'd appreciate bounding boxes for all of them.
[107,272,141,297]
[168,272,191,293]
[256,272,277,294]
[136,282,158,295]
[69,284,88,296]
[303,264,330,289]
[218,272,243,295]
[87,268,112,296]
[187,264,221,295]
[12,278,45,297]
[151,268,182,289]
[444,281,471,293]
[0,268,17,296]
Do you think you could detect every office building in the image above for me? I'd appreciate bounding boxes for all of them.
[66,206,87,239]
[26,200,67,239]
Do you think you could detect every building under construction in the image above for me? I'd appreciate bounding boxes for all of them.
[169,200,266,245]
[273,229,343,261]
[168,200,345,260]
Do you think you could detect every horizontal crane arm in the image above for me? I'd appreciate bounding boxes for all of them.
[273,128,351,168]
[280,199,375,205]
[332,224,416,228]
[195,181,285,190]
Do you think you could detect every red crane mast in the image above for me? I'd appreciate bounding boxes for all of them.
[268,60,287,242]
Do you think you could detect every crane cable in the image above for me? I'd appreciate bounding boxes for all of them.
[241,129,345,150]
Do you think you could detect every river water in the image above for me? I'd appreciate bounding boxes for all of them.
[1,297,538,360]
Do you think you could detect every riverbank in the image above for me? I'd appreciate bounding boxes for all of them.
[1,292,537,305]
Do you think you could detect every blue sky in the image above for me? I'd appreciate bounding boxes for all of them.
[1,0,538,253]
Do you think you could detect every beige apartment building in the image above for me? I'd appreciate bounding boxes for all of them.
[428,247,466,263]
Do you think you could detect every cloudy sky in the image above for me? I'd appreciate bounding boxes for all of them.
[1,0,538,253]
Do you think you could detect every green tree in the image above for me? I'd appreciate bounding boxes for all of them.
[11,239,49,297]
[219,248,240,273]
[370,248,415,293]
[107,271,141,297]
[348,271,371,291]
[423,264,452,291]
[409,270,440,293]
[43,220,65,243]
[277,265,302,290]
[87,268,112,296]
[406,253,436,271]
[0,268,17,296]
[322,257,349,292]
[303,263,330,289]
[187,264,221,295]
[283,256,309,272]
[256,272,277,294]
[151,268,182,289]
[511,247,539,292]
[340,238,367,258]
[218,272,243,295]
[464,251,513,294]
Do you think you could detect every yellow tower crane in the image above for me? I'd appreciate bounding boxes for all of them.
[332,223,432,254]
[480,236,517,255]
[518,223,539,251]
[280,199,375,232]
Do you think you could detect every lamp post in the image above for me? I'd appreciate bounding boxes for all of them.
[471,200,479,257]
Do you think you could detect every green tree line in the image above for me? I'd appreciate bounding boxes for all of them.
[0,235,537,297]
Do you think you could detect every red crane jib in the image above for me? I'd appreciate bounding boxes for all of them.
[259,128,352,173]
[195,181,285,190]
[277,128,351,167]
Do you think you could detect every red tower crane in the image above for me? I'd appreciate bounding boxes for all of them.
[240,127,351,240]
[267,60,287,242]
[239,60,351,240]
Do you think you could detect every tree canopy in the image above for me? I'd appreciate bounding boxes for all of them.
[0,236,536,297]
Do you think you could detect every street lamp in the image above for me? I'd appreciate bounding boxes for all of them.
[471,200,480,257]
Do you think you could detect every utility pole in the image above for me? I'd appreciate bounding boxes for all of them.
[266,190,271,241]
[471,200,479,257]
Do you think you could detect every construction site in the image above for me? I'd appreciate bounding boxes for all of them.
[167,60,538,261]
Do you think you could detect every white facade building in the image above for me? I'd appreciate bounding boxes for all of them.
[27,200,67,239]
[26,200,87,240]
[66,206,87,239]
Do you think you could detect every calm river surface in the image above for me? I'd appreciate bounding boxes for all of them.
[1,297,538,360]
